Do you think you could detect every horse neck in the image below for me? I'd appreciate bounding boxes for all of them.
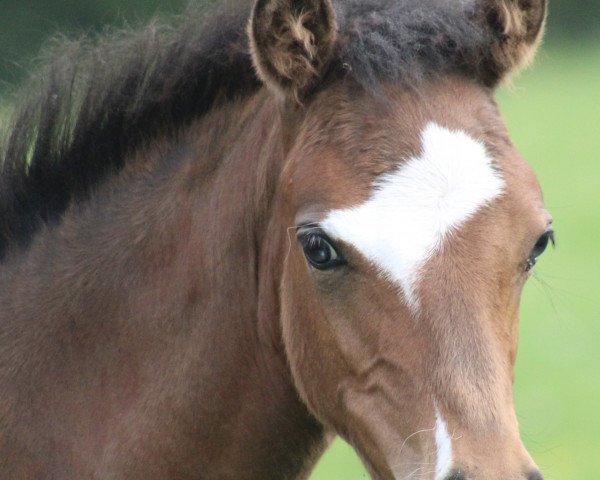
[0,91,326,479]
[185,91,329,478]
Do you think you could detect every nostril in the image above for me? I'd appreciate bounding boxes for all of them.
[443,471,542,480]
[444,471,466,480]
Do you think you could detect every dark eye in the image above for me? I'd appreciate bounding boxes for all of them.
[299,231,344,270]
[526,230,555,271]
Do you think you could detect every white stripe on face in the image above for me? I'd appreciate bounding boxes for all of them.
[435,409,453,479]
[322,122,504,311]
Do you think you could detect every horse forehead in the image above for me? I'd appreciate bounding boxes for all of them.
[322,122,505,310]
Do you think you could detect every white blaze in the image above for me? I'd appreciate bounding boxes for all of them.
[435,409,453,478]
[322,122,504,311]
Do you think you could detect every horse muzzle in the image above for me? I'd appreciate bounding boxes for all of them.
[440,468,544,480]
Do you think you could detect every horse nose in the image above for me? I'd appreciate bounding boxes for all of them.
[441,470,544,480]
[442,472,465,480]
[527,470,544,480]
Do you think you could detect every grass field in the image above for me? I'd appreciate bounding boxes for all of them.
[311,45,600,479]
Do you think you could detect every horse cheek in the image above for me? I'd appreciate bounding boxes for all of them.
[278,253,349,426]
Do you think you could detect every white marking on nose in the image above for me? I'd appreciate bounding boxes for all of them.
[435,409,453,479]
[321,122,504,311]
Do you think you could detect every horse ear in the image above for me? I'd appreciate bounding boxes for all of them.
[248,0,338,102]
[476,0,547,84]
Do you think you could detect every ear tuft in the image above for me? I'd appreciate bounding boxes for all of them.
[476,0,547,84]
[249,0,338,102]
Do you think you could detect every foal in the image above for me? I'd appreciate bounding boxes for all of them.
[0,0,551,478]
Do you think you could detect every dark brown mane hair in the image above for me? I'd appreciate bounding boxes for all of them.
[0,0,494,259]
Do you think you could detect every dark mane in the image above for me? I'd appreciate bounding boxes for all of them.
[0,1,259,259]
[335,0,490,90]
[0,0,490,259]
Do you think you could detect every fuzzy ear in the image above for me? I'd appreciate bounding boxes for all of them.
[248,0,338,102]
[476,0,547,84]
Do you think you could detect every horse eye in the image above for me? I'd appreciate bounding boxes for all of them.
[299,232,344,270]
[526,230,555,271]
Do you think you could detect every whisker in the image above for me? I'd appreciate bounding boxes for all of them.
[534,269,600,307]
[397,466,426,480]
[398,426,436,456]
[415,468,438,480]
[389,425,436,471]
[531,272,561,321]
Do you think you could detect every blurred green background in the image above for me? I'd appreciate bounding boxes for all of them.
[0,1,598,479]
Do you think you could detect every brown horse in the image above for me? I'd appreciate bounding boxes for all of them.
[0,0,553,478]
